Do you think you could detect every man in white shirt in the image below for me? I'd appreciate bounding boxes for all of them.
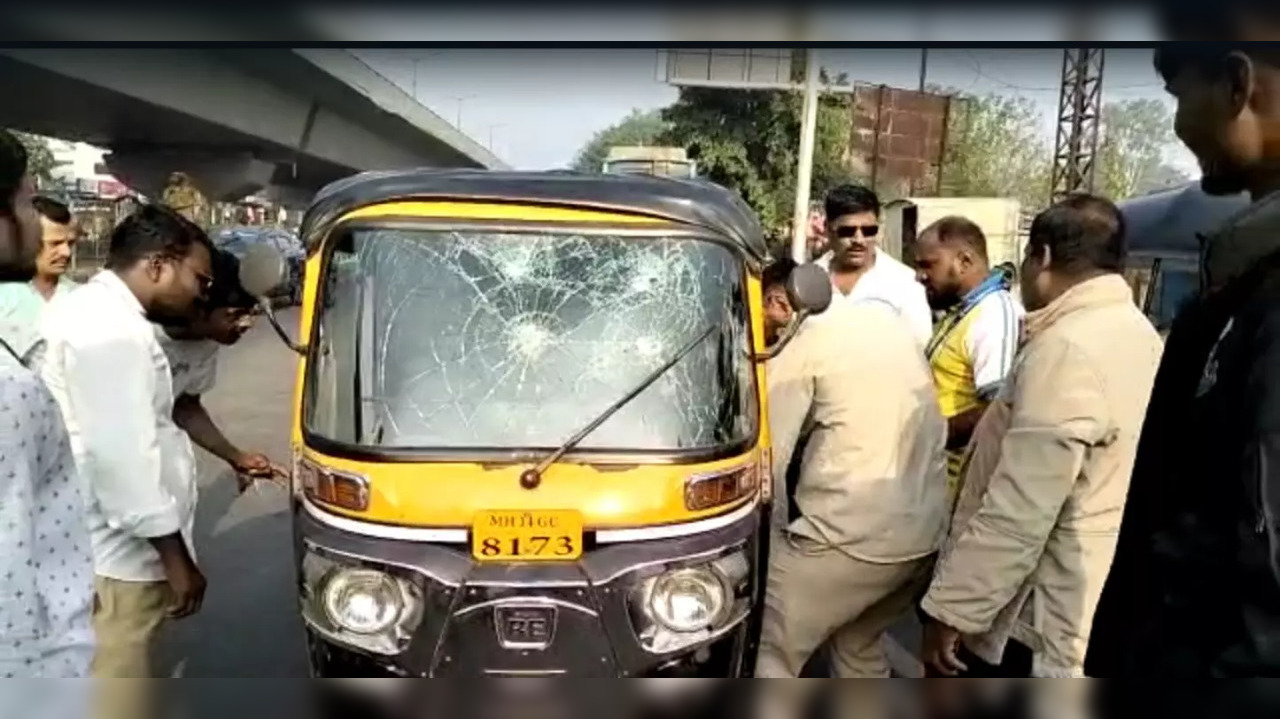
[0,129,95,683]
[39,204,214,688]
[814,184,934,347]
[160,248,285,489]
[0,195,80,329]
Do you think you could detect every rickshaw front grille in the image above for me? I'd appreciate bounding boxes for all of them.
[429,586,619,677]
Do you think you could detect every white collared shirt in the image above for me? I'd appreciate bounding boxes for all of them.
[0,276,79,334]
[155,330,220,398]
[0,313,95,678]
[814,249,934,348]
[38,271,198,582]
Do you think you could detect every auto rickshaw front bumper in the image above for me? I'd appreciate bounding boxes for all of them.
[293,500,765,679]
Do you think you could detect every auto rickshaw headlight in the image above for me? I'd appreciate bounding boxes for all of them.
[646,568,728,633]
[301,552,424,656]
[630,549,752,654]
[322,568,405,636]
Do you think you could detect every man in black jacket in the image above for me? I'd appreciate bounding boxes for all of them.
[1085,8,1280,680]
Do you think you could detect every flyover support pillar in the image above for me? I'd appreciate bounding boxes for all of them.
[102,149,278,204]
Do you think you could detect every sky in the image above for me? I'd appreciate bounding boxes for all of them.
[327,7,1199,177]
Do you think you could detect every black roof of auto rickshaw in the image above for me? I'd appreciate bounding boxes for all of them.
[299,168,769,264]
[1118,181,1250,257]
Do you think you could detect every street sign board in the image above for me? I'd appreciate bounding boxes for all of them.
[659,48,798,91]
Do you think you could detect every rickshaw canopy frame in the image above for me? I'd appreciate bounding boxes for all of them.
[1117,181,1250,258]
[298,169,770,266]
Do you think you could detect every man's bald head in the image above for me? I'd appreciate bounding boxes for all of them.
[919,216,989,261]
[913,216,990,310]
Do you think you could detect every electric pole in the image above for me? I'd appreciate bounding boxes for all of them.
[1049,15,1105,203]
[450,94,477,130]
[487,123,506,151]
[791,49,821,264]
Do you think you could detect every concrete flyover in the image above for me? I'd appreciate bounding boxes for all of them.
[0,47,508,207]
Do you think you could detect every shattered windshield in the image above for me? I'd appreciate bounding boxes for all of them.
[305,228,757,452]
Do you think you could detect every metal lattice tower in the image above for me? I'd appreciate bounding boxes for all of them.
[1049,48,1105,203]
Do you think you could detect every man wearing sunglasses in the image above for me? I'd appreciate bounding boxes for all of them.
[815,184,934,348]
[38,205,213,710]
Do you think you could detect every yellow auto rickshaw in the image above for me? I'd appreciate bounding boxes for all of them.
[237,168,832,679]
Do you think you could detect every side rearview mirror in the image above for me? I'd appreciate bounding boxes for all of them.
[239,243,287,297]
[756,262,833,362]
[785,263,833,315]
[238,244,307,356]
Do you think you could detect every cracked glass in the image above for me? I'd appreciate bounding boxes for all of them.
[306,227,757,453]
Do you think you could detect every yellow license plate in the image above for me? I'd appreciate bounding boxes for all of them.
[471,510,584,562]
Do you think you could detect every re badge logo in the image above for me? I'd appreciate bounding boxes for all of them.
[1197,317,1234,398]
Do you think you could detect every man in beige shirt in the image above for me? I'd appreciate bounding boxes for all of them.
[920,194,1163,678]
[756,259,950,678]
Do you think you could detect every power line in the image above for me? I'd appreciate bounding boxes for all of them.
[958,50,1159,94]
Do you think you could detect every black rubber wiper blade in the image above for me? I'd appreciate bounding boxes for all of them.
[517,323,718,489]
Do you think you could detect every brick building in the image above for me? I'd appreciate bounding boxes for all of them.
[846,85,954,199]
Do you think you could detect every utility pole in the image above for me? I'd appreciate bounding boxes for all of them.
[450,94,477,130]
[659,10,842,261]
[791,48,821,263]
[487,123,506,151]
[917,49,928,92]
[1049,13,1105,203]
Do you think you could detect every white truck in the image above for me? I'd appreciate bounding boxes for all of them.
[880,197,1025,271]
[602,146,697,179]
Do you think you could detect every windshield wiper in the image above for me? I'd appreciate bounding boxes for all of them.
[518,323,719,490]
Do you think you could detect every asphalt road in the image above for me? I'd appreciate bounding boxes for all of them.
[151,308,314,717]
[148,307,923,696]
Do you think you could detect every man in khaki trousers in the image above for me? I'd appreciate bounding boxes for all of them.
[40,207,213,719]
[920,194,1162,678]
[756,263,950,678]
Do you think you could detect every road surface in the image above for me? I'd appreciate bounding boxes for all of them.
[153,309,311,717]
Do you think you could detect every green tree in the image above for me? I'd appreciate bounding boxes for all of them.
[1096,99,1189,200]
[935,90,1053,211]
[8,130,62,186]
[571,109,671,173]
[1139,162,1194,196]
[659,71,859,239]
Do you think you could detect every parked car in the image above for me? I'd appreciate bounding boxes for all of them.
[213,225,305,305]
